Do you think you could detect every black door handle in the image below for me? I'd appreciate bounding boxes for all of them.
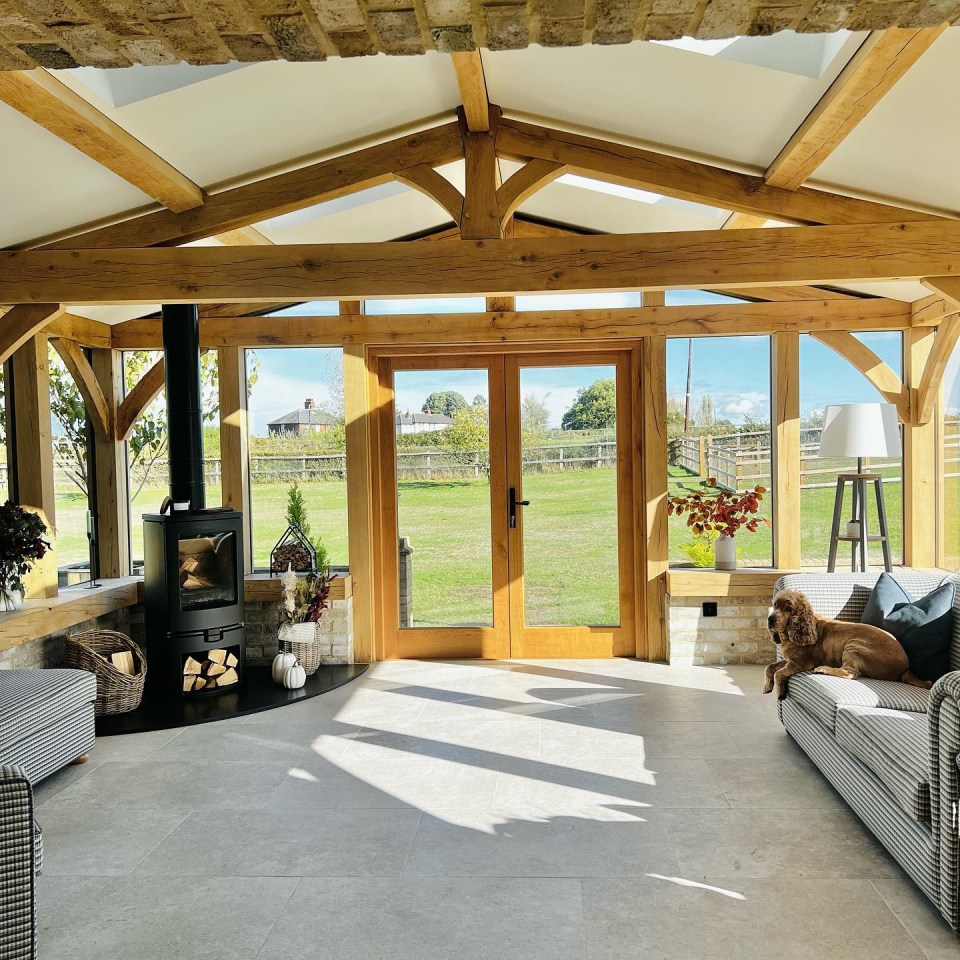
[509,487,530,528]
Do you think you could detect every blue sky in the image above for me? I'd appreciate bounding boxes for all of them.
[247,295,920,435]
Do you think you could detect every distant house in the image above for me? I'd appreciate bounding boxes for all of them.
[395,411,453,435]
[268,398,337,436]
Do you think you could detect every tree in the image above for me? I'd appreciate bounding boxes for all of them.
[422,390,467,417]
[521,392,550,440]
[285,480,330,572]
[444,404,489,474]
[561,379,616,430]
[472,394,487,408]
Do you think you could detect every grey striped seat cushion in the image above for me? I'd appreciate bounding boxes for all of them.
[0,670,96,743]
[786,673,930,732]
[836,705,931,823]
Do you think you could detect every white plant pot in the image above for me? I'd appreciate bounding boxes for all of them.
[714,533,737,571]
[0,585,24,611]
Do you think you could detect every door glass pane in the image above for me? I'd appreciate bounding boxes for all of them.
[519,364,619,626]
[393,369,493,627]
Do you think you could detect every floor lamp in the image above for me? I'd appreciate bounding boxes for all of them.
[818,403,901,573]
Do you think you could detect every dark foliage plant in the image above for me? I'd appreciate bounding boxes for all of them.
[0,501,50,593]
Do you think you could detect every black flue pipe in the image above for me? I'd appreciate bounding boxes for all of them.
[161,304,205,511]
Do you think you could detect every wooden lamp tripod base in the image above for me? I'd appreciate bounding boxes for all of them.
[826,467,893,573]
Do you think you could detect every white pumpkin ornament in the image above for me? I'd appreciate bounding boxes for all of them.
[272,650,297,684]
[283,661,306,690]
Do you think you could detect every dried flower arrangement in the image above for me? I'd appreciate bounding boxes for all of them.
[277,564,333,627]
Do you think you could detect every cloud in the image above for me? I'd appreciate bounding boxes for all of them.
[718,392,767,421]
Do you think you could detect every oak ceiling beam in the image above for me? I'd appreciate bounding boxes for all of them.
[0,70,204,213]
[921,276,960,308]
[29,121,464,251]
[497,117,945,227]
[450,51,490,133]
[109,296,910,350]
[9,220,960,304]
[49,337,111,440]
[810,330,908,419]
[460,106,501,240]
[215,226,274,245]
[46,312,113,349]
[766,28,947,191]
[0,304,65,366]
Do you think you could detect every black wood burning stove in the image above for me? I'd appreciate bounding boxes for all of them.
[143,305,246,698]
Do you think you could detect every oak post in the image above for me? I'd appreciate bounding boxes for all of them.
[343,302,377,662]
[91,349,130,577]
[217,346,252,573]
[771,332,801,569]
[904,324,936,568]
[11,336,58,597]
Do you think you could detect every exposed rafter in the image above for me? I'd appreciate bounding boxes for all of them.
[215,227,274,245]
[497,117,946,227]
[450,51,490,133]
[11,220,960,304]
[765,28,946,191]
[0,70,204,213]
[49,337,111,439]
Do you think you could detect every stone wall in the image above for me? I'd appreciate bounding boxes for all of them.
[668,595,777,666]
[244,597,354,666]
[0,608,133,671]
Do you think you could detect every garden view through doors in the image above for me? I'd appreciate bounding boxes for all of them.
[377,349,637,659]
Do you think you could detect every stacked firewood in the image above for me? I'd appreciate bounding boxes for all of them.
[183,648,239,693]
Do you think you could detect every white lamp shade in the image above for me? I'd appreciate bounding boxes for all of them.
[817,403,902,459]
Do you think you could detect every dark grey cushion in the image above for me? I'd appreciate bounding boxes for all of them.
[861,572,955,682]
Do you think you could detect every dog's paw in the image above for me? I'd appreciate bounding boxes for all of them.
[762,681,773,695]
[776,684,789,701]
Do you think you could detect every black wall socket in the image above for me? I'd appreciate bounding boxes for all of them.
[702,602,718,617]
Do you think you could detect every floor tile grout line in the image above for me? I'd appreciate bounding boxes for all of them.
[868,879,939,959]
[252,875,305,960]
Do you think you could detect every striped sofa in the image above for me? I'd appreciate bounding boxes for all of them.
[775,572,960,932]
[0,669,96,959]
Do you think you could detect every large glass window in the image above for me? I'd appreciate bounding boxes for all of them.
[0,365,9,504]
[667,335,773,567]
[365,297,486,314]
[941,337,960,571]
[246,347,347,571]
[124,350,221,571]
[48,344,93,585]
[799,333,903,567]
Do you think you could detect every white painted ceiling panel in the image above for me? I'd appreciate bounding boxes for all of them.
[0,100,151,248]
[809,29,960,215]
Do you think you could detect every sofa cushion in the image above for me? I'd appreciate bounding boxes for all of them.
[0,669,96,744]
[786,672,929,732]
[861,572,956,682]
[836,705,931,823]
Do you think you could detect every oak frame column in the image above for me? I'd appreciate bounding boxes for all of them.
[641,291,668,662]
[904,324,936,568]
[91,348,130,577]
[343,301,378,662]
[11,335,58,597]
[217,346,252,573]
[771,332,801,569]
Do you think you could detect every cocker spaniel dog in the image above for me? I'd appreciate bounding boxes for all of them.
[762,589,929,699]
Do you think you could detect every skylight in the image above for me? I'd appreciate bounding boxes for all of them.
[654,37,738,57]
[556,174,661,204]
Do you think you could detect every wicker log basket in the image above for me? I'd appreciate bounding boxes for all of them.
[279,622,322,676]
[64,630,147,716]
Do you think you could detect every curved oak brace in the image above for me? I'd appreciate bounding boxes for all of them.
[117,357,164,441]
[810,330,908,420]
[0,303,65,366]
[394,165,464,226]
[917,314,960,424]
[50,337,111,440]
[496,159,565,229]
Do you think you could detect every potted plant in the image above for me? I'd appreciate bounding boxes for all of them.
[668,479,769,570]
[0,501,51,610]
[275,564,333,677]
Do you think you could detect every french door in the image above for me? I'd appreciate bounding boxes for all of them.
[376,348,638,659]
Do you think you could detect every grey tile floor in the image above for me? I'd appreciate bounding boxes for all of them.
[34,660,960,959]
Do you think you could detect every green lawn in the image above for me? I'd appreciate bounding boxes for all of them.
[52,461,922,621]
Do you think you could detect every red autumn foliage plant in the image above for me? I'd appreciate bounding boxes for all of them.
[668,479,770,538]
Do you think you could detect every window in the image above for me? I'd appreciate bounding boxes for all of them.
[124,350,221,571]
[667,335,773,567]
[941,337,960,571]
[245,347,347,571]
[517,293,642,310]
[0,365,8,503]
[365,297,486,314]
[48,344,94,585]
[799,333,903,567]
[266,302,340,317]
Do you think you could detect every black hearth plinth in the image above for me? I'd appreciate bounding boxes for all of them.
[95,663,367,735]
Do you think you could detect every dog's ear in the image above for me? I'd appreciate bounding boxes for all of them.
[784,593,817,647]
